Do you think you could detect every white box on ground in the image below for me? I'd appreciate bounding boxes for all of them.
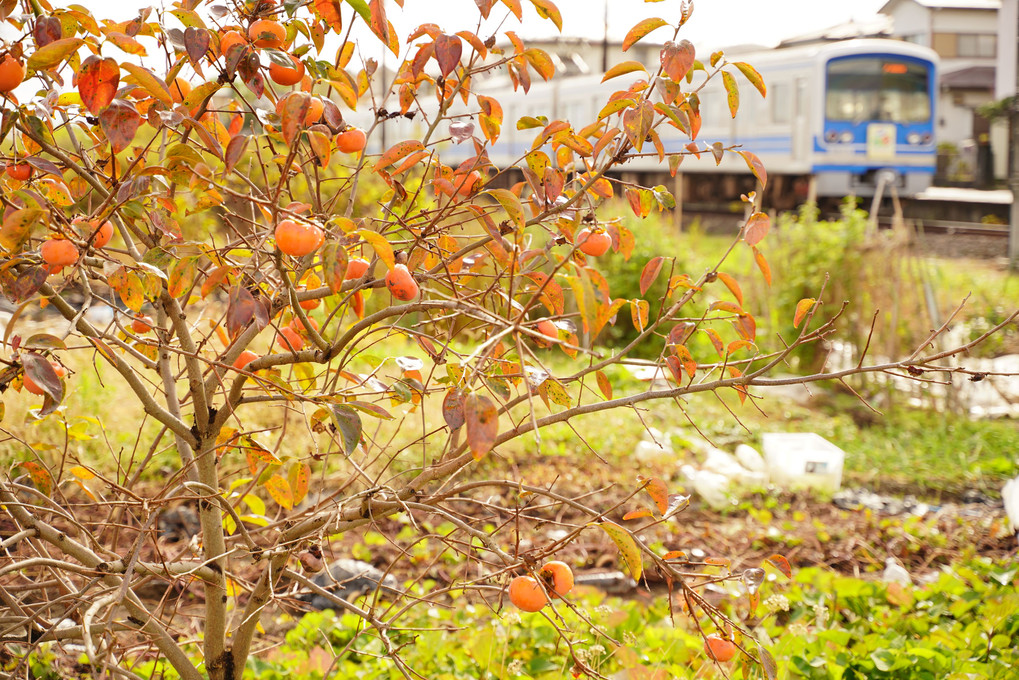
[761,433,845,492]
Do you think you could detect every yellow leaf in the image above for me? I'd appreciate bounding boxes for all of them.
[594,521,642,580]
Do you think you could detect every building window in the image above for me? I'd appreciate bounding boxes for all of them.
[931,33,997,59]
[957,33,996,58]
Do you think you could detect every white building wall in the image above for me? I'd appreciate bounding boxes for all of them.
[930,8,1000,32]
[997,0,1018,98]
[887,2,934,39]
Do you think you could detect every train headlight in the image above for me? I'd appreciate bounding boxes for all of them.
[907,133,922,145]
[839,131,854,143]
[825,131,839,143]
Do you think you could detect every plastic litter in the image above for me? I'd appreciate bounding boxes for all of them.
[761,432,844,492]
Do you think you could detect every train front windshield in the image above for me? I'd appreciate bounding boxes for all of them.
[825,56,931,124]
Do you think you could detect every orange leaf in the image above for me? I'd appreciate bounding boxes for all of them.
[630,299,649,332]
[753,246,772,286]
[528,0,563,31]
[595,370,612,400]
[738,150,768,189]
[660,40,695,82]
[765,553,792,578]
[623,507,654,521]
[640,256,664,296]
[78,55,120,114]
[376,140,425,171]
[601,61,647,82]
[715,272,743,307]
[288,463,311,506]
[357,228,395,271]
[623,17,667,51]
[744,211,770,246]
[793,298,816,329]
[641,476,669,515]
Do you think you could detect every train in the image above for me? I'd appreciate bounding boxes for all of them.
[377,38,940,207]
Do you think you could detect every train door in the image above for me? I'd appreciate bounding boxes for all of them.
[792,77,809,162]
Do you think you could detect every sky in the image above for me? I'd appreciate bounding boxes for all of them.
[33,0,890,52]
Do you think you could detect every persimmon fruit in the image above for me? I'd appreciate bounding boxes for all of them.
[385,264,418,301]
[131,315,154,333]
[704,635,737,662]
[275,220,324,257]
[304,96,323,124]
[233,350,259,370]
[0,54,26,93]
[219,30,246,56]
[539,561,574,598]
[248,19,286,48]
[535,319,558,344]
[23,361,66,396]
[336,127,366,153]
[508,575,548,612]
[269,54,305,86]
[345,258,370,280]
[6,163,32,181]
[41,239,79,267]
[170,77,191,104]
[75,218,114,248]
[576,228,611,257]
[276,326,304,351]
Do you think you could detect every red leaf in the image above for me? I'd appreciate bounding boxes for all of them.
[78,55,120,114]
[743,211,770,247]
[640,256,664,296]
[465,393,498,459]
[280,92,311,147]
[224,134,249,175]
[98,99,141,154]
[442,387,466,430]
[660,40,695,83]
[433,33,462,78]
[184,27,210,64]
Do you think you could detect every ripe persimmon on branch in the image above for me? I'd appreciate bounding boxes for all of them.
[0,1,1014,679]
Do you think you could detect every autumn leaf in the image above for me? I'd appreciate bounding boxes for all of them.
[465,393,498,460]
[793,298,816,329]
[660,40,695,83]
[640,256,664,296]
[594,521,642,580]
[764,553,792,578]
[641,476,669,515]
[623,17,667,51]
[375,140,425,171]
[743,211,770,246]
[99,99,142,154]
[78,56,119,114]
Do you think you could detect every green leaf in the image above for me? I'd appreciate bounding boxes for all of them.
[330,404,362,455]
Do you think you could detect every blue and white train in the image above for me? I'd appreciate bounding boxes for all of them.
[423,38,939,203]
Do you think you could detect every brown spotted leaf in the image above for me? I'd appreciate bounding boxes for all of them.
[595,521,642,580]
[442,387,466,430]
[265,474,294,510]
[78,55,120,114]
[99,99,142,154]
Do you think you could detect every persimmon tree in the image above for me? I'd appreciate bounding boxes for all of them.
[0,0,1014,679]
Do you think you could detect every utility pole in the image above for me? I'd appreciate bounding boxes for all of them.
[601,0,608,74]
[1012,3,1019,269]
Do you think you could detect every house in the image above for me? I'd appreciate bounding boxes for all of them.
[878,0,1005,181]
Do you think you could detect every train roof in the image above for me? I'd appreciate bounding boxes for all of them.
[720,38,939,67]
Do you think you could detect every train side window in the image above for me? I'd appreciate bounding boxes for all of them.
[771,82,791,124]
